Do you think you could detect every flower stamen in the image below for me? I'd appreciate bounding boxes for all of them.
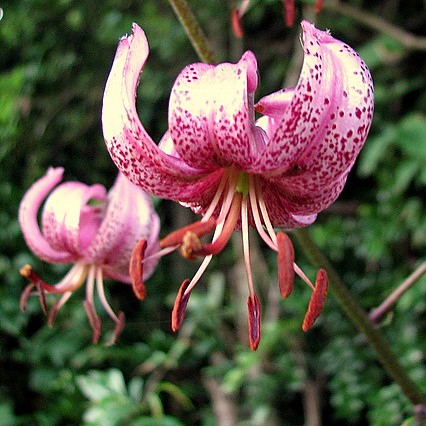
[95,263,126,345]
[130,238,147,300]
[249,176,277,251]
[247,293,261,350]
[302,269,329,331]
[48,292,73,326]
[277,232,295,298]
[195,192,242,256]
[84,265,102,343]
[159,218,216,249]
[171,279,191,331]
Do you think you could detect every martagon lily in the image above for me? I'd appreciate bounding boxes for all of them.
[102,21,374,350]
[19,168,160,344]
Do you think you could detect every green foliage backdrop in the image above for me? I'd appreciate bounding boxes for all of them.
[0,1,425,425]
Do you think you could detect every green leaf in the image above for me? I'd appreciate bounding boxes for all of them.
[129,416,185,426]
[395,113,426,159]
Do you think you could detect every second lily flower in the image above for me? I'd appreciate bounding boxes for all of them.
[102,21,374,349]
[19,169,160,344]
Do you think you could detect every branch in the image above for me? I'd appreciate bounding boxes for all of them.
[324,0,426,51]
[370,260,426,323]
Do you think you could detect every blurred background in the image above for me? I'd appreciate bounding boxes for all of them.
[0,1,425,425]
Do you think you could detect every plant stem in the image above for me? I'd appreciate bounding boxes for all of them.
[167,0,217,64]
[370,260,426,323]
[292,228,425,407]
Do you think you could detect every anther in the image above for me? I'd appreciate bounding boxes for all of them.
[231,8,244,38]
[129,239,147,300]
[277,232,295,298]
[302,268,329,331]
[171,279,191,332]
[247,293,261,350]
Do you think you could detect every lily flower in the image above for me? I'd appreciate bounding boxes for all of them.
[19,168,160,344]
[102,21,374,349]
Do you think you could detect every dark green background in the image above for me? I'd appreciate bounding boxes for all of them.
[0,1,425,424]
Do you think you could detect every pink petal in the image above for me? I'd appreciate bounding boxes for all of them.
[255,88,294,119]
[86,173,160,282]
[264,173,348,217]
[18,168,75,263]
[41,181,107,257]
[259,180,318,228]
[169,51,264,171]
[102,23,220,203]
[259,21,374,188]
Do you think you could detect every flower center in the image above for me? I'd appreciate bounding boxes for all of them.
[131,166,329,350]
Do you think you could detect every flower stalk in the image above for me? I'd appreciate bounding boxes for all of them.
[167,0,217,64]
[370,260,426,323]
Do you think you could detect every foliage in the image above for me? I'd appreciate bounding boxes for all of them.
[0,1,425,425]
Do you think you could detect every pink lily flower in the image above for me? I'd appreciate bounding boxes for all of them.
[19,168,160,344]
[102,21,374,349]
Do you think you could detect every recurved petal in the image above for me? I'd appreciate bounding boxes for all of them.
[259,21,374,186]
[102,23,219,203]
[41,181,107,257]
[86,173,160,282]
[19,168,75,263]
[169,51,264,171]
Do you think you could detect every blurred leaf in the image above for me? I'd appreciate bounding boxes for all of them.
[395,113,426,160]
[129,416,185,426]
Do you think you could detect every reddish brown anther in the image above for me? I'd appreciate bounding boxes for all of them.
[129,239,147,300]
[231,8,244,38]
[160,218,216,249]
[83,300,102,343]
[171,279,191,332]
[277,232,295,298]
[247,293,261,350]
[302,268,329,331]
[283,0,295,27]
[314,0,324,14]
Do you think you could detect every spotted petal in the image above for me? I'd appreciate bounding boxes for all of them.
[41,181,107,257]
[19,168,76,263]
[86,173,160,282]
[259,20,374,191]
[102,23,223,204]
[169,51,264,171]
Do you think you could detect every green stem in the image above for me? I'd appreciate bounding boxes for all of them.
[165,0,426,413]
[293,228,425,406]
[167,0,217,64]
